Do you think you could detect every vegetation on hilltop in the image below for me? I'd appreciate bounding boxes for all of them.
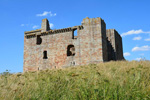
[0,61,150,100]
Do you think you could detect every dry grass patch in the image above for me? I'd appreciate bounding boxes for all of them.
[0,61,150,100]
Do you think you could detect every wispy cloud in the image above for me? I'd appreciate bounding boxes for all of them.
[132,45,150,51]
[133,36,142,40]
[21,23,40,29]
[20,24,30,27]
[36,11,56,17]
[121,29,150,37]
[33,25,39,29]
[135,58,142,61]
[124,52,130,56]
[21,24,25,26]
[144,38,150,41]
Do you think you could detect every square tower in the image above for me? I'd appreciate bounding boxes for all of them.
[106,29,124,60]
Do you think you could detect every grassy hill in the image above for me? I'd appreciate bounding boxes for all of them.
[0,61,150,100]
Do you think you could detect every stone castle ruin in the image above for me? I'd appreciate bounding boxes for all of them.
[23,17,124,72]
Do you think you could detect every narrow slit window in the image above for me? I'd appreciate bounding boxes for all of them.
[43,51,48,59]
[36,35,42,45]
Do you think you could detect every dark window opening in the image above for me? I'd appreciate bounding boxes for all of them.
[67,45,75,56]
[36,35,42,45]
[73,61,75,65]
[43,51,48,59]
[72,29,77,39]
[71,61,75,66]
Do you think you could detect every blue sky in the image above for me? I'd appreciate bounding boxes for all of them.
[0,0,150,73]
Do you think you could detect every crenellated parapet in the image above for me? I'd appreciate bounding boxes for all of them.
[25,29,41,38]
[25,25,84,38]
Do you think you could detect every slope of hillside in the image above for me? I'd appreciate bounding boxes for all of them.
[0,61,150,100]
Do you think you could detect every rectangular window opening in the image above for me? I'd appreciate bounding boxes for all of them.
[36,35,42,45]
[72,29,78,39]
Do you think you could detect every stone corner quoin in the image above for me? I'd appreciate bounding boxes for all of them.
[23,17,125,72]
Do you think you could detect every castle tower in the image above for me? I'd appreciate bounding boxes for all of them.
[23,17,124,72]
[79,17,108,64]
[106,29,124,60]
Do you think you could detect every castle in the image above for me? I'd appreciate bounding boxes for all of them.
[23,17,124,72]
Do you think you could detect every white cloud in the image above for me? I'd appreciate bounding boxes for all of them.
[33,25,39,29]
[21,24,25,26]
[135,58,142,61]
[132,45,150,51]
[36,11,56,17]
[121,29,150,37]
[50,23,54,28]
[144,38,150,41]
[133,36,142,40]
[124,52,130,56]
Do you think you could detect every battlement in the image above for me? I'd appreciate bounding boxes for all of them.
[25,25,84,39]
[82,17,105,25]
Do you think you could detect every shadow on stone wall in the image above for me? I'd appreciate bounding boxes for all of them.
[107,39,116,61]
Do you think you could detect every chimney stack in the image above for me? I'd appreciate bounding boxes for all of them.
[41,18,50,32]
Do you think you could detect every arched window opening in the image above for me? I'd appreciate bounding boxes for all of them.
[36,35,42,45]
[67,45,75,56]
[43,51,48,59]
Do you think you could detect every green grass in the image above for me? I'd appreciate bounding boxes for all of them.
[0,61,150,100]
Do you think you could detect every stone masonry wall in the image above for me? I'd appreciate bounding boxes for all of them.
[23,17,124,72]
[78,17,107,65]
[114,30,124,60]
[24,28,78,71]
